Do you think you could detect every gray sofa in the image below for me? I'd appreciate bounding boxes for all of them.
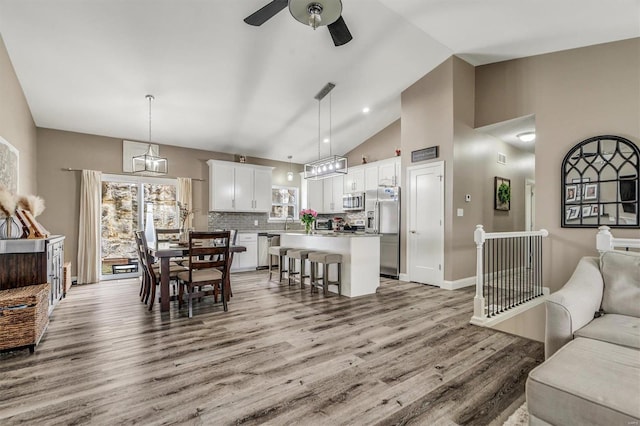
[526,250,640,425]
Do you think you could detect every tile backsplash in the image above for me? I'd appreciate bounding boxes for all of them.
[208,211,366,231]
[208,212,304,231]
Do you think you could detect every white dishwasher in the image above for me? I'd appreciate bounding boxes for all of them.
[231,233,258,272]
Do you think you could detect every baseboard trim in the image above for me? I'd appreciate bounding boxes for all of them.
[441,276,475,290]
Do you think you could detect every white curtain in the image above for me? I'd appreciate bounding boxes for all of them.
[177,177,193,229]
[77,169,101,284]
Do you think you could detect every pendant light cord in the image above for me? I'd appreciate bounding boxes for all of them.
[329,92,332,156]
[146,94,154,143]
[317,99,321,160]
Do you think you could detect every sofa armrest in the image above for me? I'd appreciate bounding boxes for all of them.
[545,256,603,358]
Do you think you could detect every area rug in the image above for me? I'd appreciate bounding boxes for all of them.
[503,401,528,426]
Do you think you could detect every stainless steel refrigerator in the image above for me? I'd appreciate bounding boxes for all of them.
[365,186,400,278]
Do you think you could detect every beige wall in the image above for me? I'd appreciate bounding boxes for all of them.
[344,119,400,166]
[0,35,37,194]
[36,128,301,275]
[400,57,455,275]
[476,38,640,292]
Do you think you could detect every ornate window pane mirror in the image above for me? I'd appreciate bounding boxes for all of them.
[562,135,639,228]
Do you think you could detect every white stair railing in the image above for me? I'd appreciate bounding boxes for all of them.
[472,225,549,325]
[596,225,640,253]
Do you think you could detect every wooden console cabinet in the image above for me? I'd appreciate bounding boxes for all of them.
[0,236,65,313]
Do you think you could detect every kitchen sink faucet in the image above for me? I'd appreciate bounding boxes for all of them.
[285,215,294,231]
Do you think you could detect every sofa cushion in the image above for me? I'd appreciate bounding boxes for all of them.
[600,250,640,317]
[574,314,640,349]
[526,338,640,425]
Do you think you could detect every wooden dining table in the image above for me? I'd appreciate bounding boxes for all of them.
[148,242,246,312]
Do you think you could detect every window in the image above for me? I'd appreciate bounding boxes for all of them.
[270,186,299,221]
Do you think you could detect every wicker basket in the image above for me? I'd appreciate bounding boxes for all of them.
[0,283,49,353]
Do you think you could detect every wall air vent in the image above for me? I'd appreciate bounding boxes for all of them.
[497,152,507,165]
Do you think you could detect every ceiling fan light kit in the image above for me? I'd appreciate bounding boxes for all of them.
[244,0,352,46]
[132,94,169,176]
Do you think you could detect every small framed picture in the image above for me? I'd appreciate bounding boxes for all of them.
[584,183,598,200]
[590,204,599,216]
[582,205,592,217]
[565,185,577,202]
[572,177,590,200]
[566,206,580,220]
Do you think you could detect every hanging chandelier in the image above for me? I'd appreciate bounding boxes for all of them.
[132,94,168,176]
[304,83,348,180]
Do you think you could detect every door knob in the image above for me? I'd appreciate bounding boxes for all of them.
[410,230,416,234]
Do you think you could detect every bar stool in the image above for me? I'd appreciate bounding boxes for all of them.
[268,246,291,282]
[287,249,313,287]
[309,252,343,296]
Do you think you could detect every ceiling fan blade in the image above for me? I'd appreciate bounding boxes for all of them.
[244,0,288,26]
[327,16,353,46]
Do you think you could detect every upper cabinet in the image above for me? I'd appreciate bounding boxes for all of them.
[300,174,343,214]
[207,160,274,212]
[377,157,401,187]
[344,168,364,193]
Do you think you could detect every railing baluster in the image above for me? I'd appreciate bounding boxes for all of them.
[471,226,549,324]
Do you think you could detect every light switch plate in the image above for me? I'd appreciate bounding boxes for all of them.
[254,220,259,226]
[457,208,464,217]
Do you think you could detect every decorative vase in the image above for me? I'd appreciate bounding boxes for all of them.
[0,216,23,239]
[305,222,312,234]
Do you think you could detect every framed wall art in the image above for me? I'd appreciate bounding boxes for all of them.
[0,136,19,193]
[494,176,511,211]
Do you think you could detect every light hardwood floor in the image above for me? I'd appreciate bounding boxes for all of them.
[0,271,543,425]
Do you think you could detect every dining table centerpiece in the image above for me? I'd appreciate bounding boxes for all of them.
[300,208,318,234]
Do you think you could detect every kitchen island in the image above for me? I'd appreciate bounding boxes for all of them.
[279,232,380,297]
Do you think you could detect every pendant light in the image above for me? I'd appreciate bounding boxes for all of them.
[304,82,348,180]
[287,155,294,181]
[132,94,168,176]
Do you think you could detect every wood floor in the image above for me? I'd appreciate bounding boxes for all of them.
[0,271,543,425]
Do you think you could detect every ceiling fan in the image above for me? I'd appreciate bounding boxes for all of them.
[244,0,353,46]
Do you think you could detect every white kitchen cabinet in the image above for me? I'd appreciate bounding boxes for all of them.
[378,157,401,187]
[305,178,324,212]
[207,160,274,212]
[323,175,344,213]
[364,166,379,191]
[344,168,364,193]
[231,233,258,272]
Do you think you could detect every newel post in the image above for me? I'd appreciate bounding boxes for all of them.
[472,225,486,322]
[596,226,612,253]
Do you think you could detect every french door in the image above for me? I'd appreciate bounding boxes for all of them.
[100,174,177,281]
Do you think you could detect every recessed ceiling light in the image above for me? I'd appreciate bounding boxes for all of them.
[517,132,536,142]
[323,138,330,143]
[362,107,370,114]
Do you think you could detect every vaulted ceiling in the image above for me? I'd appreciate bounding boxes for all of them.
[0,0,638,163]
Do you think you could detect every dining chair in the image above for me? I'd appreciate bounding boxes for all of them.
[134,231,150,300]
[136,230,187,310]
[177,230,231,318]
[155,228,186,264]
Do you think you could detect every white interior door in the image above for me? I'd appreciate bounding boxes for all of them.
[408,162,444,286]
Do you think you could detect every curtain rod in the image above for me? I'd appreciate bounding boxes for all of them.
[62,168,204,181]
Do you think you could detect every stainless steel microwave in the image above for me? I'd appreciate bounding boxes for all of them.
[342,192,365,211]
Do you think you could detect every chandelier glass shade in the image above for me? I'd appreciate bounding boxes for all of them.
[132,94,168,176]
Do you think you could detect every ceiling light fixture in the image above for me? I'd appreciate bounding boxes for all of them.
[517,131,536,142]
[290,0,342,30]
[362,106,370,114]
[132,94,168,176]
[287,155,294,181]
[304,83,348,180]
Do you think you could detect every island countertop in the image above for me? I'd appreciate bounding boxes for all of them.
[280,232,380,297]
